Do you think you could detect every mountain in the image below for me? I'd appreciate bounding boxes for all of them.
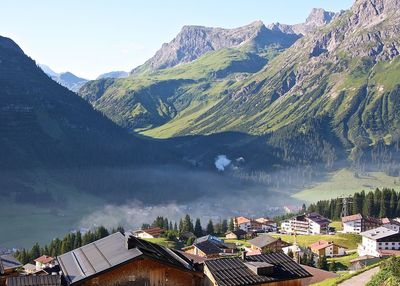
[96,71,128,80]
[131,20,300,75]
[267,8,338,35]
[79,0,400,170]
[39,64,88,92]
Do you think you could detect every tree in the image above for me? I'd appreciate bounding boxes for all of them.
[185,236,195,246]
[228,218,234,232]
[363,192,374,217]
[206,219,214,235]
[194,218,203,237]
[221,219,228,234]
[352,192,363,214]
[182,214,193,233]
[329,262,337,272]
[389,190,397,218]
[317,256,328,270]
[95,226,109,239]
[30,243,41,261]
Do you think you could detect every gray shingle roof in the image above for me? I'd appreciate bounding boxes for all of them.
[0,254,22,274]
[248,235,278,248]
[58,232,196,285]
[6,275,61,286]
[194,241,222,255]
[205,253,312,286]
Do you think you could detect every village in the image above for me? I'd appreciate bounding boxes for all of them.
[2,205,400,286]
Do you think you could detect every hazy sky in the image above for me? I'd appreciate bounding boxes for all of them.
[1,0,353,79]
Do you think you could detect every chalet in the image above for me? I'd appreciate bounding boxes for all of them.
[6,275,62,286]
[132,227,163,239]
[234,217,271,232]
[225,229,247,240]
[358,226,400,257]
[182,241,222,258]
[58,232,202,286]
[309,240,347,258]
[34,255,55,271]
[341,213,382,234]
[281,213,330,235]
[255,218,277,230]
[248,235,290,254]
[203,252,312,286]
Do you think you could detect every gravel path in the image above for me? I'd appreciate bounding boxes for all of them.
[338,267,380,286]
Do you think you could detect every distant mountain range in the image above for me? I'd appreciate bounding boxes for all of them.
[79,0,400,170]
[39,64,128,92]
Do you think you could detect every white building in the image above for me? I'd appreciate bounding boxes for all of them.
[310,240,347,258]
[281,213,330,235]
[358,227,400,257]
[342,213,382,234]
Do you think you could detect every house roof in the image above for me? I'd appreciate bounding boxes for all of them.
[226,229,247,236]
[301,265,338,285]
[342,213,363,223]
[236,216,251,225]
[34,255,54,264]
[205,253,312,286]
[309,240,347,251]
[360,227,399,240]
[194,241,222,255]
[248,235,278,248]
[6,275,61,286]
[194,235,222,244]
[306,213,330,225]
[0,254,22,274]
[23,263,36,272]
[58,232,197,285]
[135,227,163,237]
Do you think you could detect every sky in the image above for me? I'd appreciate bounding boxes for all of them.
[1,0,353,79]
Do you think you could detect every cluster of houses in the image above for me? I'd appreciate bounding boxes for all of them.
[0,232,322,286]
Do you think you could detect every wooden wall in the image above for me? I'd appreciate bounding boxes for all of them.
[77,257,202,286]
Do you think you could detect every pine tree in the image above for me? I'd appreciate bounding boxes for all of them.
[206,219,214,235]
[363,192,375,217]
[194,218,203,237]
[228,218,235,232]
[352,193,362,214]
[389,190,397,218]
[221,219,228,234]
[30,243,41,261]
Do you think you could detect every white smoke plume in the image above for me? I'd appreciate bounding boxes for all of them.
[215,155,231,171]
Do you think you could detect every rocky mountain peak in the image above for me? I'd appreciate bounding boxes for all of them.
[306,8,336,26]
[130,20,298,74]
[351,0,400,27]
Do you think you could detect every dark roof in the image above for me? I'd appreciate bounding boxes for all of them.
[246,253,312,280]
[205,257,271,286]
[195,241,222,255]
[195,235,222,244]
[248,235,278,248]
[58,232,196,285]
[0,254,22,274]
[306,213,330,225]
[205,253,312,286]
[6,275,61,286]
[227,229,247,236]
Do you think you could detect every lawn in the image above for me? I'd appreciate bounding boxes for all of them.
[270,233,361,250]
[222,238,251,248]
[330,221,343,232]
[293,168,399,203]
[328,252,358,270]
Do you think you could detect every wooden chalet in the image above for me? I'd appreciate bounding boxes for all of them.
[132,227,164,239]
[248,235,290,254]
[0,254,22,286]
[58,232,202,286]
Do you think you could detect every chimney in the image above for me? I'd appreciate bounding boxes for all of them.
[241,251,247,261]
[125,233,136,250]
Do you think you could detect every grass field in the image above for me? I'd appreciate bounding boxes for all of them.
[328,252,358,270]
[330,221,343,232]
[293,168,399,203]
[271,233,361,250]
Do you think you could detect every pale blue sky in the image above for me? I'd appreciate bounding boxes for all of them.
[1,0,353,79]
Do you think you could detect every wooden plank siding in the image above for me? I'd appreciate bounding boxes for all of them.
[77,257,202,286]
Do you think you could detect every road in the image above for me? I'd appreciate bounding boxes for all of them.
[338,267,380,286]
